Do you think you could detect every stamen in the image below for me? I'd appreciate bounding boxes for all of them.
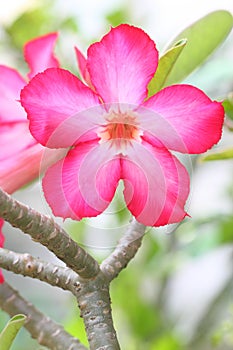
[98,110,142,152]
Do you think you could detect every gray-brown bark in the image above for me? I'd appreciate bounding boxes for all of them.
[0,188,99,279]
[0,282,87,350]
[0,248,79,294]
[101,219,146,281]
[0,187,147,349]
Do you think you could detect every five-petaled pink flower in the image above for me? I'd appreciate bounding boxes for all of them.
[0,33,64,283]
[21,24,224,227]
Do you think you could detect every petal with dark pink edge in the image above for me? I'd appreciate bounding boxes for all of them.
[0,122,65,193]
[121,140,190,226]
[0,65,26,122]
[20,68,103,148]
[0,122,33,160]
[75,47,93,88]
[87,24,158,105]
[0,271,4,283]
[141,85,224,154]
[0,270,4,283]
[75,46,87,79]
[0,143,65,194]
[0,219,4,283]
[25,33,59,80]
[43,140,121,220]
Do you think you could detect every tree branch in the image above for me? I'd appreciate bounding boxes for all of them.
[101,219,146,281]
[0,188,99,279]
[0,189,147,349]
[74,273,120,350]
[0,248,121,349]
[0,282,87,350]
[0,248,80,294]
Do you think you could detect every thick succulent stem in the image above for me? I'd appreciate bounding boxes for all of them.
[74,274,120,350]
[0,282,87,350]
[0,188,99,279]
[0,188,148,349]
[101,219,146,281]
[0,248,80,294]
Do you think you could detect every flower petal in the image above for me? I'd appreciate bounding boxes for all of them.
[0,270,4,283]
[0,219,4,283]
[87,24,158,104]
[0,122,33,160]
[43,140,121,220]
[24,32,60,80]
[142,85,224,153]
[0,65,26,122]
[0,271,4,283]
[0,122,65,193]
[121,140,190,226]
[75,46,93,88]
[20,68,103,148]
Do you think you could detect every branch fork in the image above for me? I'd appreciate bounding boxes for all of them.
[0,188,146,349]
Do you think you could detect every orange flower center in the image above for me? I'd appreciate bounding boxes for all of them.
[99,110,141,151]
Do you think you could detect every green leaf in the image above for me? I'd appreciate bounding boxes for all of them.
[0,314,26,350]
[223,93,233,121]
[150,333,183,350]
[148,39,187,96]
[200,148,233,161]
[5,6,52,48]
[106,8,129,26]
[164,10,233,85]
[218,216,233,245]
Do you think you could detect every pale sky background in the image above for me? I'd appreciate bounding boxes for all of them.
[0,0,233,44]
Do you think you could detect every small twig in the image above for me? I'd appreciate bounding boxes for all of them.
[101,219,146,281]
[0,188,99,279]
[0,282,87,350]
[0,248,80,294]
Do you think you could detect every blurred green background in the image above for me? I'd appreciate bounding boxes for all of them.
[0,0,233,349]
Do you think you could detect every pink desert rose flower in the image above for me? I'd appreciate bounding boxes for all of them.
[0,32,65,193]
[0,33,65,283]
[20,24,224,227]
